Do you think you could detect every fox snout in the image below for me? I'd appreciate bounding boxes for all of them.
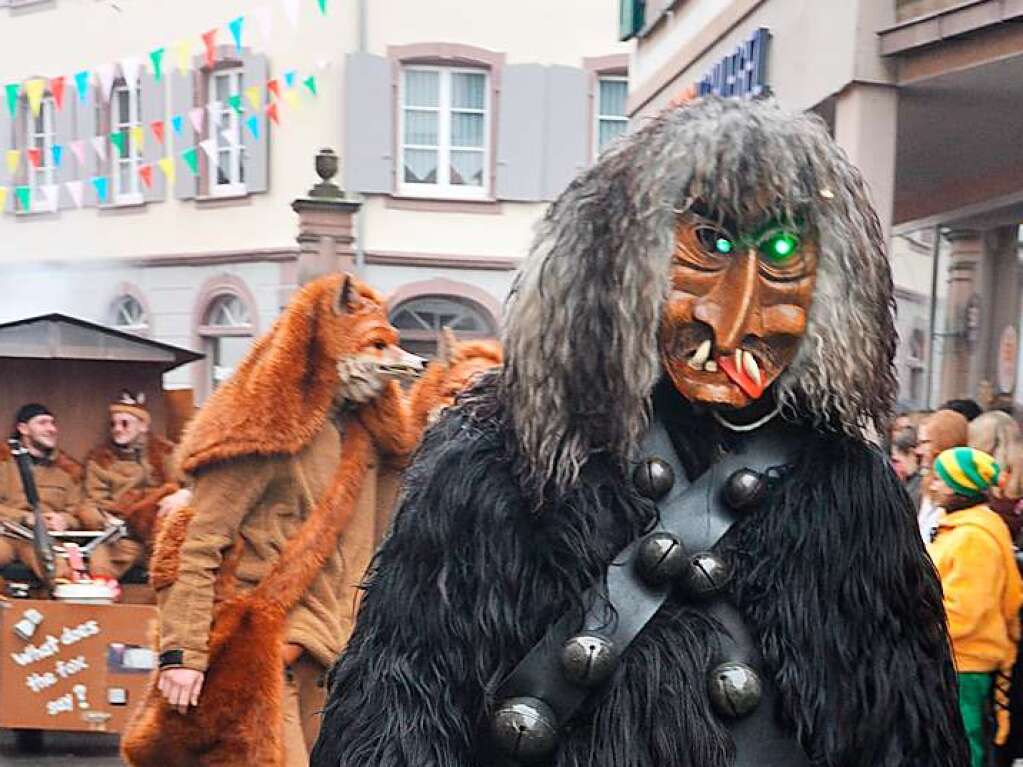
[374,347,426,380]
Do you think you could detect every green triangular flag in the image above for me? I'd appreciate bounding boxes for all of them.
[303,75,317,96]
[150,47,165,82]
[317,0,328,14]
[227,94,243,114]
[5,84,19,119]
[15,185,30,212]
[182,147,198,175]
[110,131,127,157]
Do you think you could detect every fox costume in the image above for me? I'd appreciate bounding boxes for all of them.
[121,274,421,767]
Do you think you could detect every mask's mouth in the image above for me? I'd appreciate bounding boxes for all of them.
[681,337,766,400]
[376,355,427,380]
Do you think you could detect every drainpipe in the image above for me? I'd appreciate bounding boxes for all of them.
[353,0,368,274]
[925,224,941,409]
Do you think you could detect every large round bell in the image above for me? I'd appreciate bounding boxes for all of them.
[635,531,689,586]
[707,661,763,719]
[722,468,767,511]
[491,696,559,763]
[560,634,617,688]
[682,551,732,599]
[633,458,675,501]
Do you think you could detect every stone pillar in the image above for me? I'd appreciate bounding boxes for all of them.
[292,148,362,286]
[939,229,983,400]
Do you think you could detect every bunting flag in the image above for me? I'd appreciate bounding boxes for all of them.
[50,76,66,110]
[188,107,204,133]
[182,147,199,175]
[91,136,107,162]
[303,75,317,96]
[41,184,59,212]
[207,101,223,128]
[228,16,244,52]
[221,128,240,148]
[157,156,175,183]
[267,79,280,99]
[74,71,91,103]
[0,186,8,212]
[170,114,184,136]
[317,0,328,15]
[96,62,117,102]
[69,140,86,166]
[151,120,165,144]
[199,138,217,161]
[150,47,165,82]
[227,94,242,114]
[91,175,109,204]
[5,149,19,174]
[253,5,273,42]
[246,115,260,139]
[282,0,300,27]
[266,101,279,125]
[138,164,153,189]
[201,29,218,69]
[283,88,301,109]
[173,39,193,74]
[110,131,127,157]
[25,79,46,118]
[130,125,144,151]
[244,84,262,110]
[6,84,20,119]
[65,180,84,208]
[283,70,297,89]
[15,185,30,212]
[51,144,63,168]
[121,57,142,90]
[26,148,41,169]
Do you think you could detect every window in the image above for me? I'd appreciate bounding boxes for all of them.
[112,82,142,203]
[199,293,254,393]
[210,67,245,195]
[619,0,646,40]
[596,77,628,156]
[110,295,148,334]
[399,67,489,199]
[26,95,55,209]
[390,296,495,357]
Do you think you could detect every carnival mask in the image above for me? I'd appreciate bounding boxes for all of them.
[659,210,817,409]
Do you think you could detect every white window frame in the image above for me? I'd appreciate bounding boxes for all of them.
[210,67,246,198]
[25,95,55,209]
[398,65,490,200]
[110,294,149,335]
[594,75,628,159]
[112,82,143,205]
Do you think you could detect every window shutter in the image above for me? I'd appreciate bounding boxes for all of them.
[140,67,166,202]
[74,83,98,206]
[240,50,269,194]
[170,70,196,200]
[541,66,588,201]
[0,93,11,212]
[495,63,546,202]
[619,0,646,41]
[344,52,393,194]
[54,94,76,209]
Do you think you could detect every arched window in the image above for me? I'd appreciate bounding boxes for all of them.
[389,295,496,357]
[198,292,255,393]
[110,294,148,335]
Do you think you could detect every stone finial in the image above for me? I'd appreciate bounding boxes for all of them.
[309,148,343,199]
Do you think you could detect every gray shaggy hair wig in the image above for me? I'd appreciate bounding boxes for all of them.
[501,96,897,493]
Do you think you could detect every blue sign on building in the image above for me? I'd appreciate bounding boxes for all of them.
[697,28,771,99]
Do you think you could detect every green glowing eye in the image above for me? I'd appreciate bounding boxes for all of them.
[714,237,733,255]
[763,232,799,262]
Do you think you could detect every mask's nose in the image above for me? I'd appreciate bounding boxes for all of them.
[692,249,764,352]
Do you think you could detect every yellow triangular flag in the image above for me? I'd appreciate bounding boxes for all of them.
[174,39,193,74]
[284,89,301,109]
[158,156,176,184]
[130,125,144,150]
[244,84,262,110]
[25,79,45,118]
[0,187,8,212]
[5,149,19,174]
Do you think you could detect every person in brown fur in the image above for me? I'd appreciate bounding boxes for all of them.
[121,273,423,767]
[83,391,189,580]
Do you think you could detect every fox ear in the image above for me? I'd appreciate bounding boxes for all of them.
[439,326,458,364]
[337,275,354,313]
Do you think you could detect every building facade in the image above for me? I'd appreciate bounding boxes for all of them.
[0,0,628,402]
[626,0,1023,412]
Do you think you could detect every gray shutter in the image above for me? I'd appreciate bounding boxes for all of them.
[140,67,166,202]
[241,50,269,194]
[54,91,76,209]
[0,92,11,213]
[541,66,588,201]
[344,52,393,194]
[73,82,98,207]
[170,70,196,200]
[495,64,546,201]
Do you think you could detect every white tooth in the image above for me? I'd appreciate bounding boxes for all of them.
[687,358,703,371]
[690,339,711,367]
[743,350,762,386]
[705,360,718,372]
[733,349,742,373]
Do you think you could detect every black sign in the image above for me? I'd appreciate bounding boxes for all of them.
[697,28,771,99]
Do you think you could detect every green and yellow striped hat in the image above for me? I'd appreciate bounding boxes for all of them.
[933,447,1001,499]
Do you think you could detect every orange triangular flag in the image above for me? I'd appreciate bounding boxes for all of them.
[50,76,66,110]
[201,29,217,69]
[267,79,280,99]
[26,147,41,168]
[266,102,279,124]
[138,164,153,189]
[151,120,165,144]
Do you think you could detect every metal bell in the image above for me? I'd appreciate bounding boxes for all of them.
[722,468,767,511]
[635,531,689,586]
[707,661,763,719]
[682,551,732,599]
[633,457,675,501]
[560,633,617,687]
[491,696,559,763]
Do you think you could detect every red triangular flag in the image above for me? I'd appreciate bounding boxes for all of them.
[266,102,279,124]
[26,148,41,168]
[201,29,218,69]
[151,120,165,144]
[138,164,153,189]
[50,76,66,110]
[267,79,280,99]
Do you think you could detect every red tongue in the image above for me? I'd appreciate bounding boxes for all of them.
[718,355,765,400]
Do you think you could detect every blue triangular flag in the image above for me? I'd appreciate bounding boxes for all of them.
[284,70,297,89]
[246,115,260,139]
[228,16,244,52]
[171,114,184,136]
[74,70,90,103]
[91,175,108,204]
[51,144,63,168]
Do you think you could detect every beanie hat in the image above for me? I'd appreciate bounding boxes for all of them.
[933,447,1001,499]
[14,403,52,426]
[110,390,150,425]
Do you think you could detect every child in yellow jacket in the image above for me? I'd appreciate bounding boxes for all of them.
[928,447,1023,767]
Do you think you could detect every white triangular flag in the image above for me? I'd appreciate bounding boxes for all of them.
[207,101,223,129]
[253,5,274,42]
[120,56,142,90]
[66,180,84,209]
[221,128,240,148]
[96,63,117,102]
[199,138,217,161]
[281,0,300,27]
[91,135,107,162]
[189,107,205,133]
[41,184,59,212]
